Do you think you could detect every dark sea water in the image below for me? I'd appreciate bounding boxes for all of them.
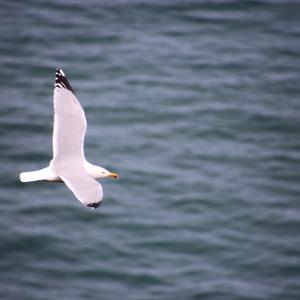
[1,0,300,299]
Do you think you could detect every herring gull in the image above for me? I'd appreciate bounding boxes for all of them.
[20,68,119,209]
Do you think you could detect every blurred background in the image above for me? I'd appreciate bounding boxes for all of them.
[0,0,300,299]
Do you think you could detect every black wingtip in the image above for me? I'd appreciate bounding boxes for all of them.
[54,68,75,93]
[87,202,102,209]
[56,67,64,75]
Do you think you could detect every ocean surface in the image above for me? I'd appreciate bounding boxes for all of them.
[1,1,300,299]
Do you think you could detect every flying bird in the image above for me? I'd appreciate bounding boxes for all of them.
[20,68,119,209]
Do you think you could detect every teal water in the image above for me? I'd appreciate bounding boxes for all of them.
[1,1,300,299]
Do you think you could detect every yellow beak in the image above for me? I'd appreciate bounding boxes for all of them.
[109,172,119,179]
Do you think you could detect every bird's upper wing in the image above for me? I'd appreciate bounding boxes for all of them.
[52,68,87,161]
[51,69,103,208]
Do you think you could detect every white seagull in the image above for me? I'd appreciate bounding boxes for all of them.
[20,68,119,209]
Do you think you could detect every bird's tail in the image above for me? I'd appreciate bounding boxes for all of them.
[20,168,52,182]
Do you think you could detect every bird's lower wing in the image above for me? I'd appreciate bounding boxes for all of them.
[53,163,103,209]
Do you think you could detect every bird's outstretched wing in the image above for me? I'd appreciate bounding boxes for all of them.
[56,164,103,208]
[52,68,87,161]
[51,68,103,208]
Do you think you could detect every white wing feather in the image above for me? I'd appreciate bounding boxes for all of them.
[52,87,87,160]
[51,69,103,208]
[56,164,103,208]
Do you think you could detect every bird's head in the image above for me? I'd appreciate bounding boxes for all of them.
[95,166,119,179]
